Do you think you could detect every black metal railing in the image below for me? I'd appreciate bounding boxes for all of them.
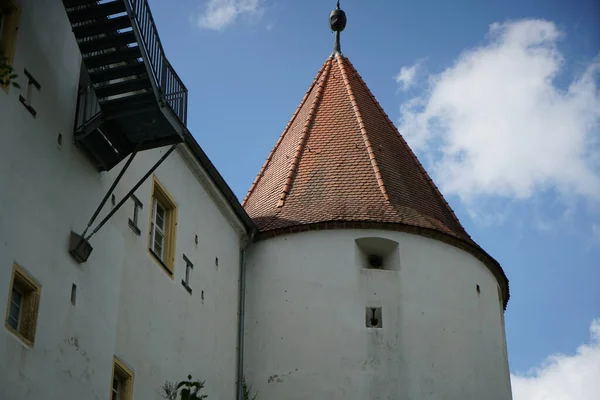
[125,0,188,125]
[75,84,102,131]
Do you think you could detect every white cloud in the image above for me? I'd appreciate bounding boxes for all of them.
[398,20,600,205]
[395,63,420,90]
[511,318,600,400]
[194,0,264,31]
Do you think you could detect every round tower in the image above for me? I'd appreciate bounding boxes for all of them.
[242,4,511,399]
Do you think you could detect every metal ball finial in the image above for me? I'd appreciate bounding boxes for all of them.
[329,1,347,32]
[329,1,347,55]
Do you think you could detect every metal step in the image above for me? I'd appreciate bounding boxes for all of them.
[95,77,151,98]
[89,62,146,84]
[100,92,156,115]
[72,15,131,39]
[84,46,141,69]
[79,31,136,54]
[63,0,100,7]
[77,128,123,171]
[67,1,127,24]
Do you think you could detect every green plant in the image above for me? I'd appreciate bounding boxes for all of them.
[162,375,207,400]
[0,48,19,88]
[242,377,258,400]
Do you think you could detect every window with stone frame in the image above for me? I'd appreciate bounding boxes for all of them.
[148,176,177,276]
[0,0,20,84]
[111,357,134,400]
[5,263,41,345]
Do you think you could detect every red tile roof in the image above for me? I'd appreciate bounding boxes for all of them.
[243,54,509,306]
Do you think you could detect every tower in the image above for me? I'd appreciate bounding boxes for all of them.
[242,3,511,399]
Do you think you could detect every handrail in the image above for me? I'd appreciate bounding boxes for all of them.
[75,84,102,131]
[125,0,188,125]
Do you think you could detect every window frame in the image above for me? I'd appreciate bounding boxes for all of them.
[7,285,23,330]
[148,176,177,277]
[4,263,41,346]
[110,357,134,400]
[0,0,20,91]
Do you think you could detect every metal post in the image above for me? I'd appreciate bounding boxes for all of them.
[85,144,177,242]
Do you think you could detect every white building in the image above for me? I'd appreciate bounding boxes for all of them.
[0,1,512,400]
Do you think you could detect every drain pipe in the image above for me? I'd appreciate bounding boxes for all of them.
[235,238,251,400]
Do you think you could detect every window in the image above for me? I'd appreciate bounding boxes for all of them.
[111,357,134,400]
[148,176,177,276]
[0,0,20,89]
[5,263,41,345]
[182,254,193,294]
[128,194,142,235]
[355,237,400,271]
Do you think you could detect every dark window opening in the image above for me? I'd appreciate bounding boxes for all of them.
[366,307,383,328]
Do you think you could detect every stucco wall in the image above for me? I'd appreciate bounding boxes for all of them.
[0,1,244,399]
[244,229,512,400]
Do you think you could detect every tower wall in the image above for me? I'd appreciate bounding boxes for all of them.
[244,229,512,400]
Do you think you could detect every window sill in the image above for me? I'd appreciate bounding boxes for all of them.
[4,323,34,347]
[128,220,141,236]
[181,280,192,295]
[148,248,174,279]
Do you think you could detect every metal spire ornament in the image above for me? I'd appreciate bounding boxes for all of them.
[329,0,347,56]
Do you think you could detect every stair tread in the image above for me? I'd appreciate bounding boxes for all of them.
[100,92,156,108]
[67,1,126,23]
[84,46,142,69]
[79,31,137,54]
[89,62,147,83]
[95,77,152,98]
[72,15,132,39]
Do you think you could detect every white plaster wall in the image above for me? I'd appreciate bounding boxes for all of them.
[110,147,244,400]
[0,1,244,399]
[244,229,512,400]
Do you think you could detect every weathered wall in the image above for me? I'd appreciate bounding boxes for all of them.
[0,1,244,399]
[244,229,512,400]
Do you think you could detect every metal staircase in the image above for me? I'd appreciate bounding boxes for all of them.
[62,0,188,171]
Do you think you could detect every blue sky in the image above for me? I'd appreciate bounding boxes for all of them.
[148,0,599,396]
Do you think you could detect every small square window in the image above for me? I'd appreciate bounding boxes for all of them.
[366,307,382,329]
[148,177,177,276]
[5,263,41,345]
[111,357,134,400]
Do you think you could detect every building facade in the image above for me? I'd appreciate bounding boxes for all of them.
[0,1,512,400]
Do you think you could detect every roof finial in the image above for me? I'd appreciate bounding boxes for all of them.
[329,0,347,56]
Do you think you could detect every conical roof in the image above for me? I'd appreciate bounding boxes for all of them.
[243,53,509,306]
[244,54,469,241]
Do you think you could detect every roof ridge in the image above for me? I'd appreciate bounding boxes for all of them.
[242,59,331,207]
[336,55,389,202]
[342,57,470,237]
[278,60,332,208]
